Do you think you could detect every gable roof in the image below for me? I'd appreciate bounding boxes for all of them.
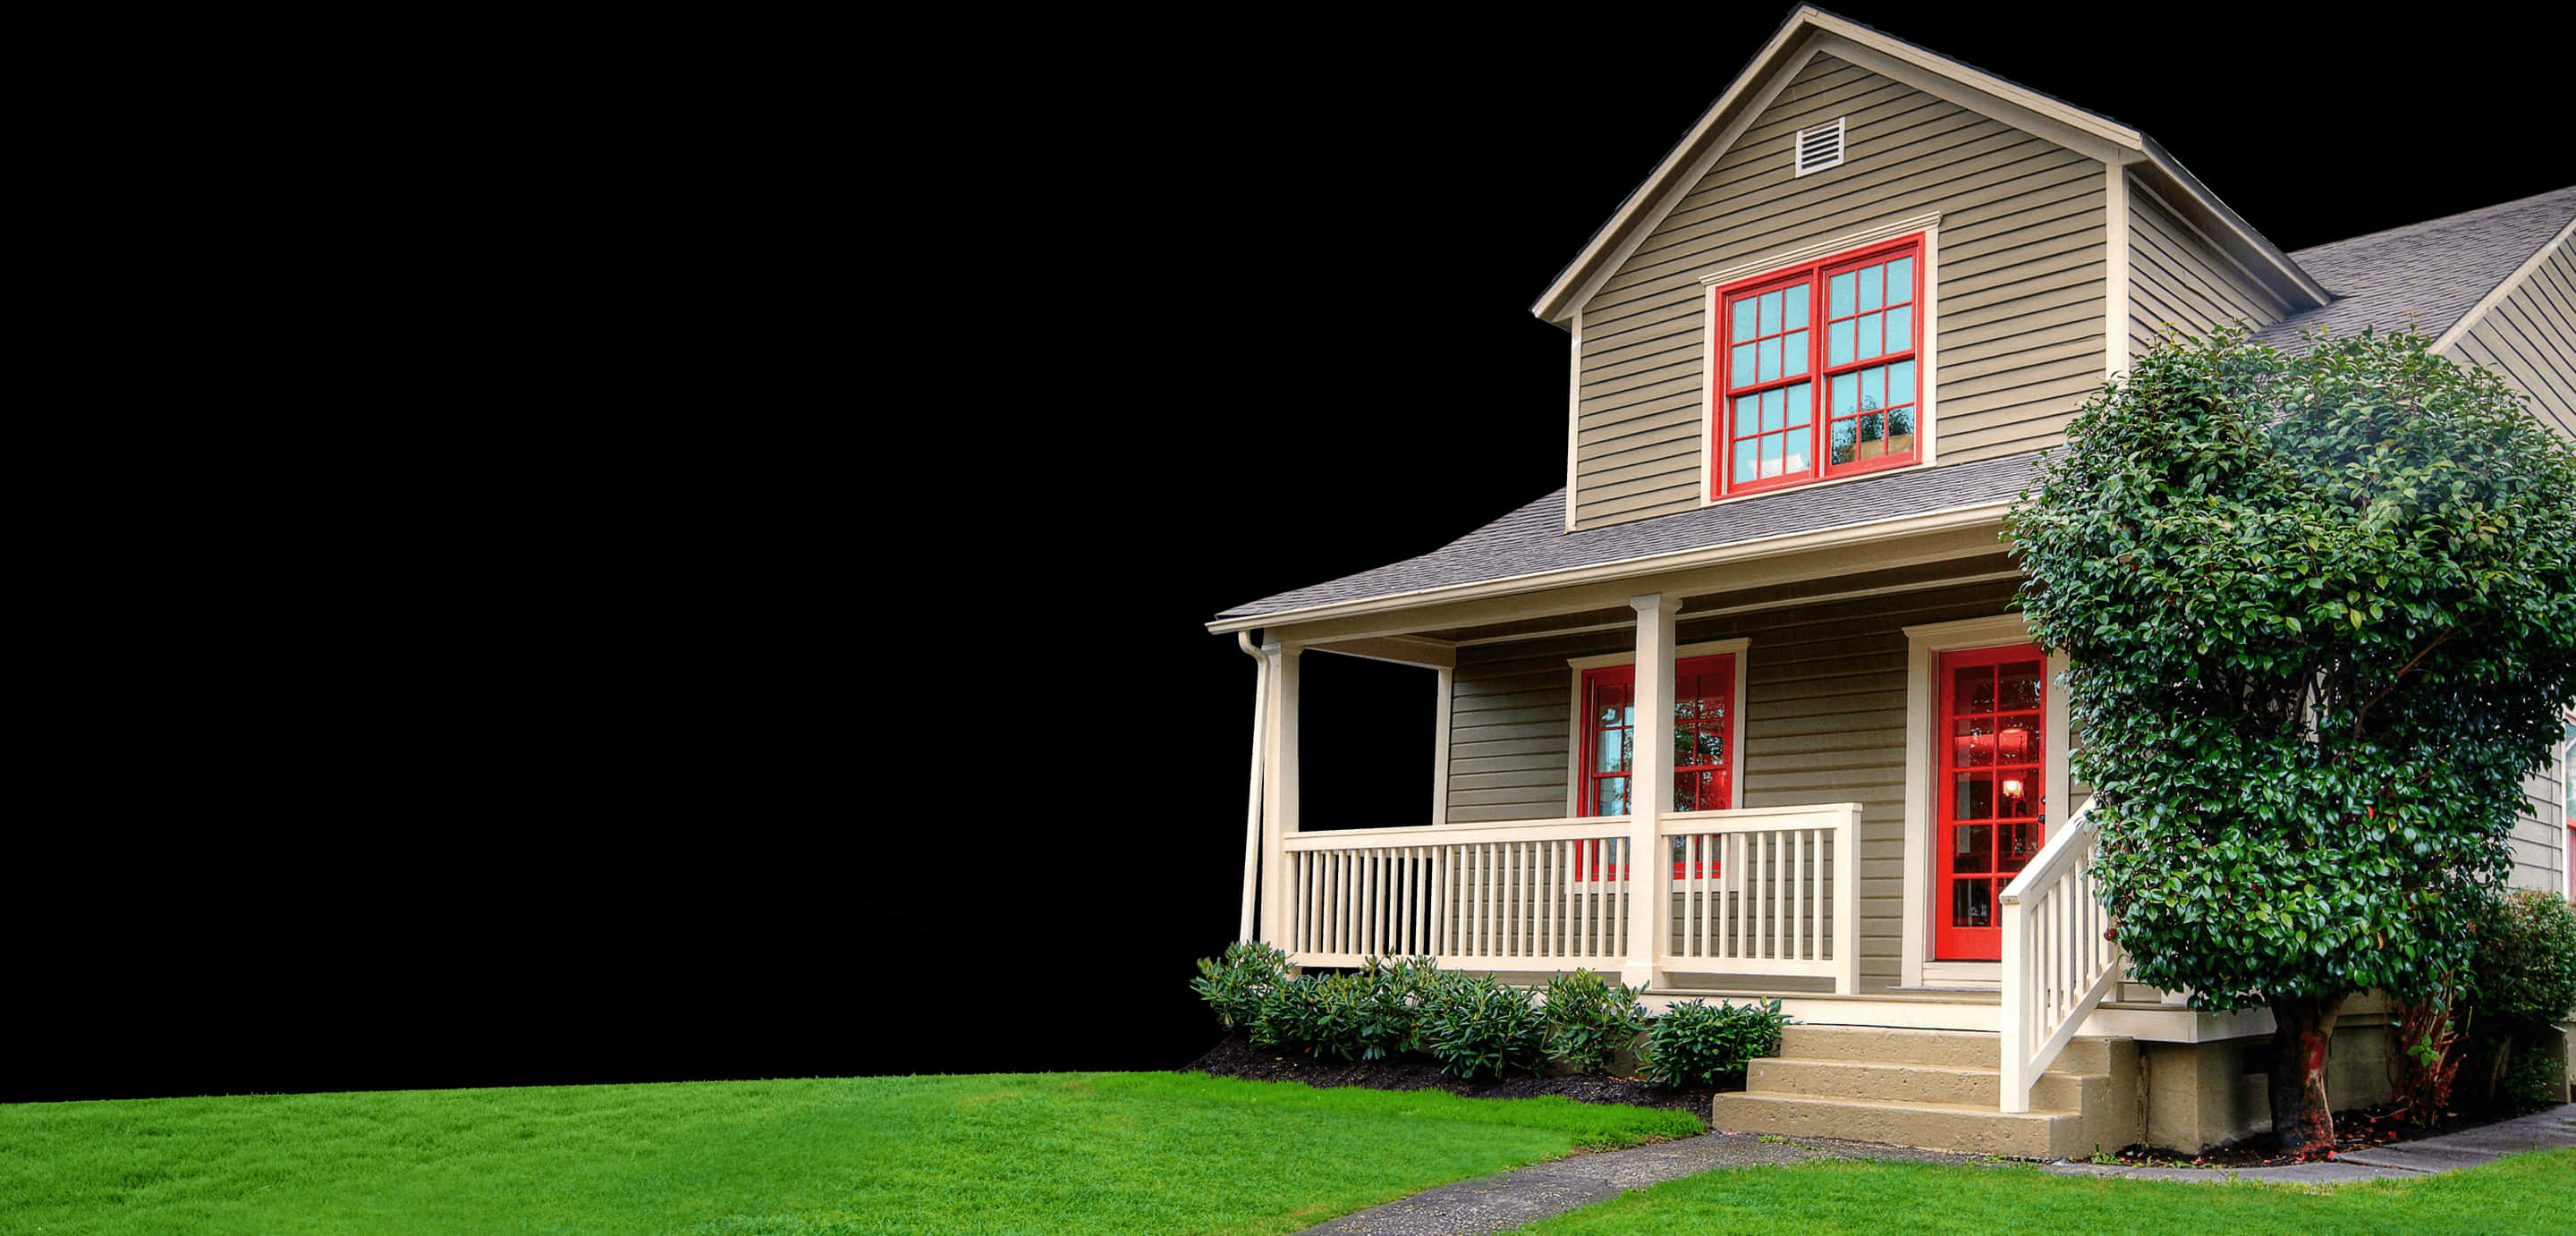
[1531,4,2328,327]
[1213,451,2037,628]
[2251,185,2576,354]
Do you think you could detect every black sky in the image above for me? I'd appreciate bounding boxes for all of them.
[13,4,2568,1103]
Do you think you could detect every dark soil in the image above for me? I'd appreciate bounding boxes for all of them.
[1184,1035,1722,1123]
[2108,1099,2557,1168]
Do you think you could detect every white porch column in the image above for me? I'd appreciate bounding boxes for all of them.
[1258,641,1301,951]
[1623,594,1676,988]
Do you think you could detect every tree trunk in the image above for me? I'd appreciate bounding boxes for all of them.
[2268,994,2343,1158]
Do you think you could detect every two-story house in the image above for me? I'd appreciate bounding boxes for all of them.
[1203,6,2575,1156]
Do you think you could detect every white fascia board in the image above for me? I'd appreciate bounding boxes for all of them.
[2135,136,2331,309]
[1205,499,2012,636]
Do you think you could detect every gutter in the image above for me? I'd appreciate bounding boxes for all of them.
[1236,631,1268,943]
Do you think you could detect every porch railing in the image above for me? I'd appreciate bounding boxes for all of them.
[1279,803,1861,992]
[1282,818,1637,970]
[1996,795,2121,1113]
[1660,804,1861,993]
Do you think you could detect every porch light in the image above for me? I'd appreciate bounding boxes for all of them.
[2002,778,2024,799]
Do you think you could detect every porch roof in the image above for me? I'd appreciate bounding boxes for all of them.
[2252,185,2576,355]
[1216,450,2039,624]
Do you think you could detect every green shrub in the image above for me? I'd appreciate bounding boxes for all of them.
[1231,954,1445,1062]
[1544,970,1646,1073]
[2502,1049,2563,1107]
[1190,941,1289,1033]
[1419,973,1548,1080]
[1640,998,1789,1089]
[2466,888,2576,1034]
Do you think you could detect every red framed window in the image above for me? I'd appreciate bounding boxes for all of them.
[1933,644,2046,961]
[1710,234,1921,497]
[1577,655,1736,879]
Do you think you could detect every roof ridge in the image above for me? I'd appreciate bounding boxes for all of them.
[2287,185,2576,262]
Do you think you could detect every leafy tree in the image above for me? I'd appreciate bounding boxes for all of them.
[2007,327,2576,1156]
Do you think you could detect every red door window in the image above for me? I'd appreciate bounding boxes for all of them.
[1933,645,2046,961]
[1579,655,1735,879]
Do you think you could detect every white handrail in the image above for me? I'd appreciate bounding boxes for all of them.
[1997,796,2123,1113]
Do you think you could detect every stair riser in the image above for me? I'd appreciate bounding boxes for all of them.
[1776,1026,2131,1074]
[1711,1093,2084,1159]
[1748,1059,2097,1110]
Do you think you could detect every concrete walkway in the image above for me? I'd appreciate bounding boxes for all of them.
[2041,1103,2574,1185]
[1295,1105,2574,1234]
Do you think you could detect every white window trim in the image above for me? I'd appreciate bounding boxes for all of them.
[1565,638,1752,818]
[1897,614,2070,987]
[1697,212,1942,511]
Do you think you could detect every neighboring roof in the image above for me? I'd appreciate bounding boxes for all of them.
[2252,185,2576,353]
[1216,452,2038,622]
[1532,4,2328,326]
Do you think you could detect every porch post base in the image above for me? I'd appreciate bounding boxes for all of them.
[1619,963,1658,991]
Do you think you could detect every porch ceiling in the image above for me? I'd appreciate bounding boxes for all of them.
[1415,553,2020,646]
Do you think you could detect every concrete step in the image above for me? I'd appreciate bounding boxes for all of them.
[1748,1056,2107,1111]
[1776,1025,2132,1074]
[1710,1091,2089,1159]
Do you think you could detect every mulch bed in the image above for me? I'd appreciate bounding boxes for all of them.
[2107,1099,2557,1168]
[1184,1035,1722,1123]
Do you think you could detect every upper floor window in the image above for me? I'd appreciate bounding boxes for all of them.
[1710,234,1922,497]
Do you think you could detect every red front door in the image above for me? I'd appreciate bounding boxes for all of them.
[1933,645,2046,961]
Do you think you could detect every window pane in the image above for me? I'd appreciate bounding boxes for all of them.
[1999,821,2038,872]
[1733,298,1756,343]
[1833,371,1858,417]
[1828,319,1853,367]
[1599,727,1631,774]
[1782,330,1808,377]
[1760,434,1784,478]
[1731,343,1756,385]
[1886,304,1912,351]
[2001,662,2044,709]
[1785,283,1809,329]
[1955,666,1995,715]
[1859,311,1882,359]
[1733,438,1756,483]
[1784,433,1809,474]
[1829,270,1854,317]
[1953,878,1992,928]
[1953,772,1995,820]
[1786,383,1810,428]
[1864,365,1886,412]
[1887,256,1913,302]
[1762,387,1784,432]
[1830,417,1858,464]
[1597,777,1629,817]
[1758,334,1781,382]
[1890,359,1916,403]
[1953,824,1994,874]
[1888,403,1916,442]
[1996,717,2041,766]
[1735,394,1759,436]
[1759,291,1782,336]
[1860,263,1884,311]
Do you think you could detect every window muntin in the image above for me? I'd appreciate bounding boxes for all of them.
[1713,235,1922,497]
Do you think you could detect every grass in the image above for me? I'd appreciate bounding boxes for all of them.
[0,1071,1699,1236]
[1512,1148,2576,1236]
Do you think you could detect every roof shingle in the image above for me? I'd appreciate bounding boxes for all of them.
[2252,186,2575,353]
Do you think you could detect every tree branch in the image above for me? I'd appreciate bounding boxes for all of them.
[2351,629,2458,736]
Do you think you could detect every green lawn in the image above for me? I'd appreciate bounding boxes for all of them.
[1513,1149,2576,1236]
[0,1071,1698,1236]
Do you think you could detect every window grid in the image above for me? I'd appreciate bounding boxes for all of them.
[1712,234,1923,498]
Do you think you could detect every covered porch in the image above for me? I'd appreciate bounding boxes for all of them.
[1218,512,2146,1113]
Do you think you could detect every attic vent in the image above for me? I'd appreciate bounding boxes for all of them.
[1793,117,1846,176]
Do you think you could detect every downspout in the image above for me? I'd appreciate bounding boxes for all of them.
[1236,631,1269,943]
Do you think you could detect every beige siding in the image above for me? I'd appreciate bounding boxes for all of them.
[2510,743,2567,893]
[1572,52,2106,529]
[2127,182,2288,354]
[2445,241,2576,442]
[1445,575,2023,991]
